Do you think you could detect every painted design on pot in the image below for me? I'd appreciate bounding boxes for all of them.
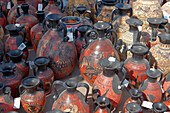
[139,69,163,103]
[19,76,46,113]
[52,80,91,113]
[79,21,120,86]
[152,102,167,113]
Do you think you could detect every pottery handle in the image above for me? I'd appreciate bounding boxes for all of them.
[42,18,48,34]
[72,10,80,17]
[52,80,64,100]
[0,4,2,12]
[4,87,12,97]
[107,29,117,48]
[84,29,99,46]
[42,0,48,9]
[19,84,25,95]
[73,27,78,40]
[163,90,170,101]
[23,54,28,63]
[129,8,133,17]
[0,50,3,62]
[78,83,89,103]
[159,72,163,84]
[148,51,152,67]
[16,6,21,18]
[151,27,157,41]
[55,0,64,13]
[57,23,67,38]
[139,95,144,105]
[95,1,101,16]
[83,10,92,21]
[111,9,119,23]
[140,73,147,87]
[119,67,127,89]
[124,47,130,60]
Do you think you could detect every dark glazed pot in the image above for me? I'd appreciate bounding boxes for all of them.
[37,14,77,79]
[19,76,46,113]
[79,21,120,86]
[93,57,126,109]
[30,11,45,52]
[0,62,22,97]
[34,56,54,95]
[7,49,29,78]
[16,3,38,44]
[123,89,143,112]
[0,5,7,31]
[124,43,151,88]
[152,102,167,113]
[139,69,163,103]
[5,24,28,58]
[0,82,14,112]
[126,102,142,113]
[52,80,91,113]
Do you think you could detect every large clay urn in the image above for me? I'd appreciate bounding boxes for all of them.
[37,14,77,79]
[79,21,120,86]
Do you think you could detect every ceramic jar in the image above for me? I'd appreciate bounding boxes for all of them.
[150,33,170,77]
[7,0,37,24]
[0,5,7,31]
[139,69,163,103]
[93,57,126,109]
[37,14,77,79]
[43,0,66,16]
[52,80,91,113]
[132,0,163,30]
[19,76,46,113]
[79,21,120,86]
[94,0,119,23]
[16,3,38,44]
[34,56,54,95]
[124,43,151,88]
[74,25,92,55]
[5,24,28,57]
[163,90,170,110]
[126,102,142,113]
[73,6,92,25]
[123,89,143,112]
[111,3,132,38]
[0,82,14,112]
[152,102,167,113]
[162,1,170,23]
[163,73,170,92]
[30,11,45,52]
[0,62,22,97]
[7,49,29,78]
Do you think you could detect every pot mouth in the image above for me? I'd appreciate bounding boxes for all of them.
[7,49,23,58]
[77,25,92,33]
[115,3,131,10]
[129,89,142,98]
[146,68,162,79]
[36,11,45,15]
[22,76,40,89]
[158,33,170,44]
[46,14,62,22]
[126,102,141,112]
[147,18,162,25]
[130,43,149,55]
[126,18,143,27]
[0,82,4,90]
[153,102,167,112]
[61,16,81,25]
[76,6,87,14]
[93,21,110,31]
[96,96,110,107]
[34,56,50,66]
[21,3,29,8]
[102,0,119,6]
[5,24,17,31]
[65,80,77,89]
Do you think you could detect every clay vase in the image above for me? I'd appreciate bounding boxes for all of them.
[5,24,28,58]
[117,18,144,61]
[43,0,66,16]
[73,6,93,25]
[126,102,142,113]
[37,14,77,79]
[30,11,45,52]
[74,25,92,55]
[94,0,119,23]
[79,21,120,86]
[123,89,143,112]
[163,90,170,110]
[19,76,46,113]
[7,49,29,78]
[93,57,127,109]
[162,1,170,23]
[139,69,163,103]
[0,25,4,41]
[150,33,170,77]
[0,62,22,97]
[94,91,112,113]
[111,3,132,39]
[34,56,54,95]
[124,43,151,88]
[7,0,37,24]
[0,82,14,112]
[0,5,7,31]
[132,0,163,31]
[152,102,167,113]
[52,80,91,113]
[16,3,38,44]
[163,73,170,93]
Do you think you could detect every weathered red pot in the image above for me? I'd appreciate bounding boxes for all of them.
[93,57,126,109]
[79,21,120,86]
[37,14,77,79]
[52,80,91,113]
[7,0,37,24]
[7,49,29,78]
[0,82,14,112]
[34,56,54,95]
[0,62,22,97]
[16,3,38,44]
[30,11,45,52]
[0,5,7,31]
[19,76,46,113]
[139,69,163,103]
